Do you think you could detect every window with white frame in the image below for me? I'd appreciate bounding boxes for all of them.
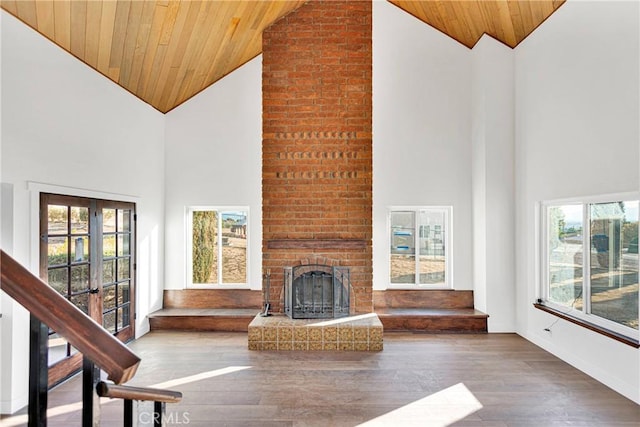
[389,207,452,288]
[187,207,248,287]
[542,196,639,339]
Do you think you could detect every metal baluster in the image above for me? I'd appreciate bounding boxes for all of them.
[340,271,345,314]
[320,273,324,314]
[154,401,164,427]
[28,315,48,427]
[123,400,133,427]
[312,273,317,314]
[329,273,334,314]
[82,357,101,427]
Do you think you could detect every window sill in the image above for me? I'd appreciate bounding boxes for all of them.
[533,303,639,348]
[387,285,451,290]
[187,285,251,290]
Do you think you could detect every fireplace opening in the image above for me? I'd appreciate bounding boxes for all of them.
[284,265,350,319]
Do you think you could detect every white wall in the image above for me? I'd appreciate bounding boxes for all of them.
[373,0,473,290]
[515,0,640,403]
[164,57,262,290]
[471,36,516,332]
[0,15,5,413]
[0,11,165,412]
[0,183,18,415]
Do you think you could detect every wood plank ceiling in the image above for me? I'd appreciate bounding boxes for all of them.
[389,0,565,48]
[1,1,565,113]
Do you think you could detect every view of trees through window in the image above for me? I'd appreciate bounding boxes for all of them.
[191,209,247,285]
[547,200,639,332]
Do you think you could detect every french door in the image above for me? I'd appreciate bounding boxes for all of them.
[40,193,136,386]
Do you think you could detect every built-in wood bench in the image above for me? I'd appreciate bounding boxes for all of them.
[373,290,488,333]
[148,290,262,332]
[150,289,488,333]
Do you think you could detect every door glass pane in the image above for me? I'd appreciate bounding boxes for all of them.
[118,258,130,281]
[103,208,116,232]
[118,210,131,232]
[192,210,218,284]
[103,311,116,333]
[118,234,130,256]
[590,201,639,329]
[48,205,68,235]
[390,211,415,284]
[70,207,89,234]
[117,306,129,329]
[418,210,445,285]
[71,236,89,263]
[70,264,89,293]
[548,205,584,310]
[103,235,116,258]
[222,211,247,284]
[104,285,116,310]
[70,293,89,314]
[48,268,68,295]
[48,236,68,266]
[103,259,116,284]
[118,283,130,306]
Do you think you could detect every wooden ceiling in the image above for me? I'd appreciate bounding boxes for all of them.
[389,0,565,49]
[0,0,307,113]
[1,1,565,113]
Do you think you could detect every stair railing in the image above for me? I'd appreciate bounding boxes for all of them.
[1,249,182,426]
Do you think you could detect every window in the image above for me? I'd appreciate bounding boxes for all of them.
[187,207,248,287]
[389,207,452,288]
[543,196,639,339]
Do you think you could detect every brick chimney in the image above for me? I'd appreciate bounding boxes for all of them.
[262,0,373,313]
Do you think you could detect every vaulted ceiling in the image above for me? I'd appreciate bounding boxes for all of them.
[1,1,565,113]
[389,0,565,48]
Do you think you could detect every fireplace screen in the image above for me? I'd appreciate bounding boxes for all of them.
[284,265,350,319]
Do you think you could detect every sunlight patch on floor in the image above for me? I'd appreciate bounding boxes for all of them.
[150,366,252,389]
[357,383,483,427]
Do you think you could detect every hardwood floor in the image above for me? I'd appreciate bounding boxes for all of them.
[2,332,638,426]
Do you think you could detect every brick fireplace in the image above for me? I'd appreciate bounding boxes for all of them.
[262,0,373,314]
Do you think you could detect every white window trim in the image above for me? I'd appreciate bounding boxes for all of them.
[540,192,639,340]
[186,206,250,289]
[388,206,453,290]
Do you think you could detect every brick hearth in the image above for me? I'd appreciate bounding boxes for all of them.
[248,313,383,351]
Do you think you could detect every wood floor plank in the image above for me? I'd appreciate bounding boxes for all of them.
[2,332,638,426]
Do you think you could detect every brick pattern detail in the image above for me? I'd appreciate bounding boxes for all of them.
[262,0,373,313]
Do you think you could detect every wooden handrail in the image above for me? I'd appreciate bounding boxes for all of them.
[96,381,182,403]
[0,250,140,384]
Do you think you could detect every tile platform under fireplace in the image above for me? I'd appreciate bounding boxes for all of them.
[248,313,383,351]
